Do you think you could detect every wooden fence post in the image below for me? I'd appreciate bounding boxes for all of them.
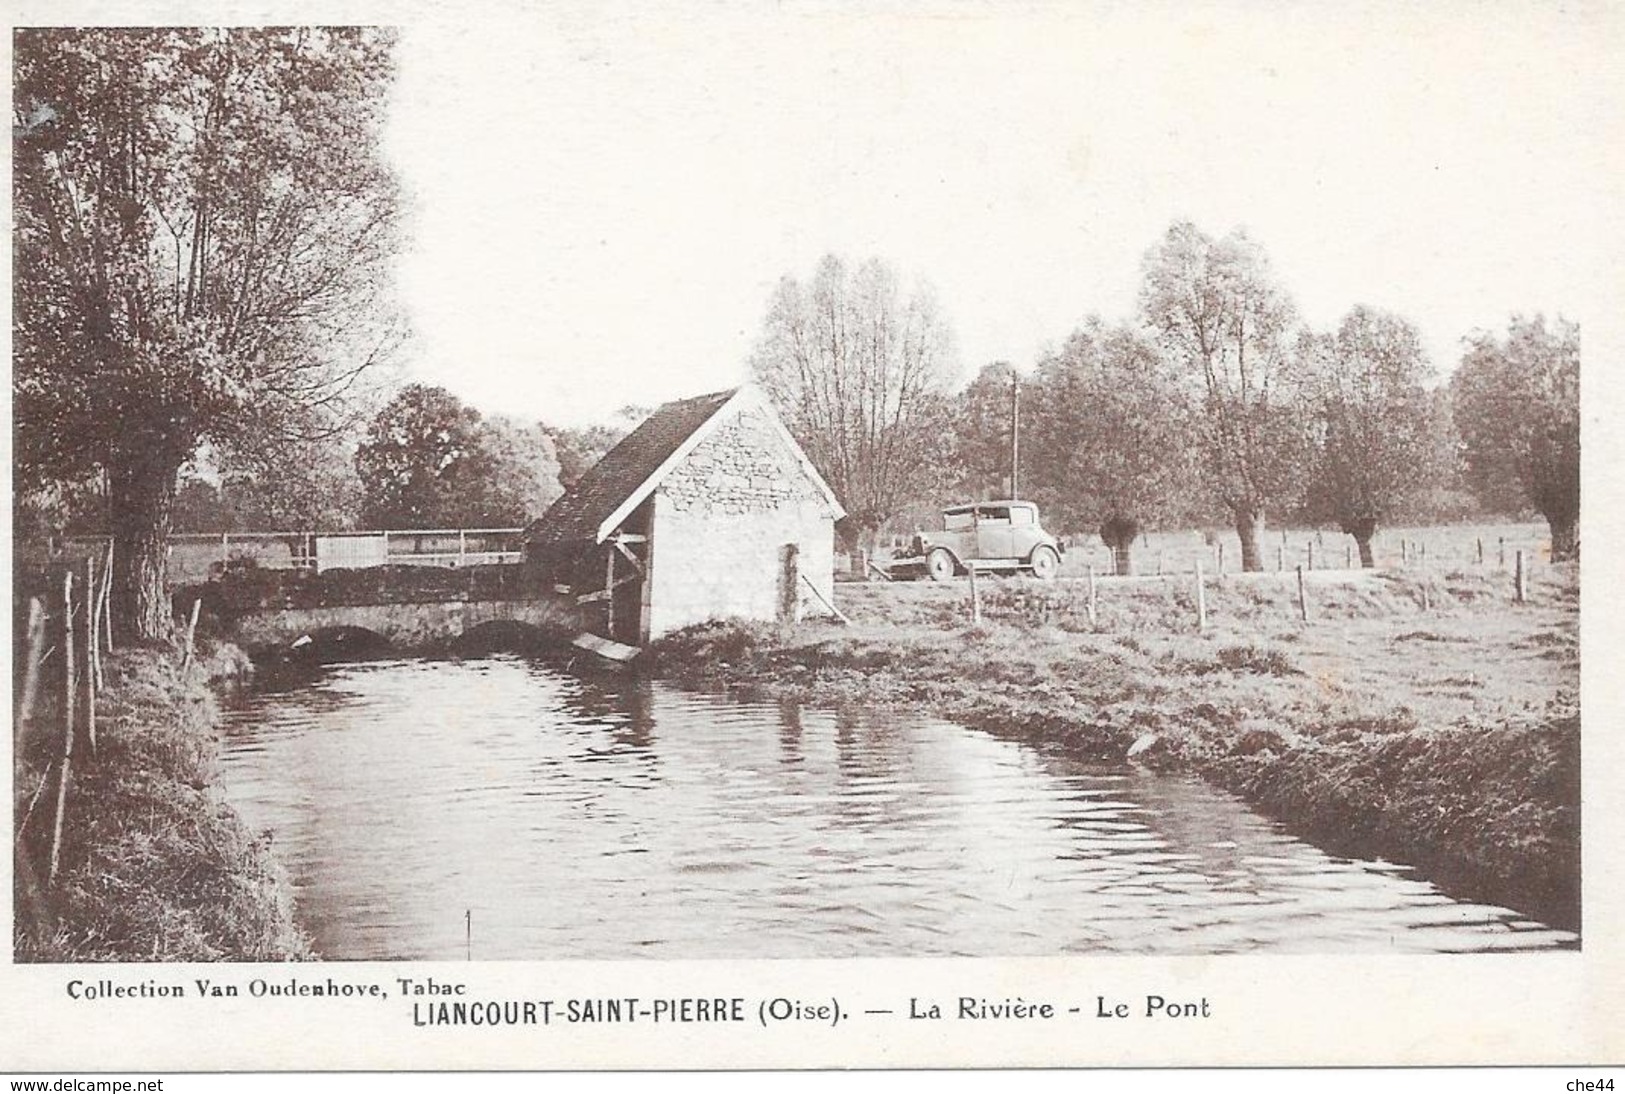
[86,553,98,679]
[1515,550,1528,603]
[1194,560,1207,631]
[1499,536,1506,567]
[49,570,77,884]
[1345,541,1352,569]
[61,570,75,742]
[1217,542,1224,575]
[101,540,115,651]
[1296,564,1309,623]
[1086,563,1098,630]
[1477,537,1484,565]
[89,554,105,691]
[1277,544,1284,572]
[1401,540,1409,565]
[968,562,982,624]
[180,598,203,673]
[17,598,46,740]
[1307,540,1316,571]
[84,557,97,754]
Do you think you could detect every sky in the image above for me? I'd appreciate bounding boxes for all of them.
[380,2,1622,427]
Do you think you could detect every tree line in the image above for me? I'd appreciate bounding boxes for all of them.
[749,230,1580,574]
[166,389,643,533]
[12,29,1578,645]
[19,384,638,537]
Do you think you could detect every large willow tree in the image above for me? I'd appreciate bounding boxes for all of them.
[14,28,402,640]
[1304,306,1434,567]
[1139,221,1305,571]
[1453,315,1580,561]
[748,255,958,548]
[1026,319,1192,575]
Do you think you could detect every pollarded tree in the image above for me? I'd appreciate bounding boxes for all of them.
[13,28,402,639]
[749,254,958,548]
[1025,319,1191,574]
[1305,307,1434,567]
[1452,315,1580,560]
[1139,221,1306,571]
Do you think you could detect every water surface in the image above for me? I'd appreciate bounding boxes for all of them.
[218,655,1577,959]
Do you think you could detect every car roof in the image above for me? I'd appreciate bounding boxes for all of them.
[943,500,1035,512]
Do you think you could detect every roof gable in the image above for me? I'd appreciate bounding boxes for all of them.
[528,385,843,549]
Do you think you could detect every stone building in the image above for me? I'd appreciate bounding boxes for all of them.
[525,385,845,646]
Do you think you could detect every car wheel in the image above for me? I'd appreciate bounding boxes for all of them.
[1029,545,1059,580]
[927,549,957,582]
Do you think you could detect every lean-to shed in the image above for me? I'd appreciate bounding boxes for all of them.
[525,385,845,646]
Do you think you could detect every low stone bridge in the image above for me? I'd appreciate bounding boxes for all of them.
[183,564,583,654]
[224,597,578,652]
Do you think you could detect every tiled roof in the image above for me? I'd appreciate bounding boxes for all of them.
[527,388,739,548]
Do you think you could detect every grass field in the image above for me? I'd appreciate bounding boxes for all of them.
[1050,519,1555,578]
[654,519,1580,931]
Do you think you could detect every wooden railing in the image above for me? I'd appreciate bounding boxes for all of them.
[60,528,526,580]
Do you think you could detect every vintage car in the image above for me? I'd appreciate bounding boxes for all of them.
[899,500,1064,580]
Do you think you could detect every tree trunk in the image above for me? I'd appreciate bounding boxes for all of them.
[1343,517,1378,569]
[1232,507,1266,572]
[110,454,184,644]
[835,516,872,557]
[1099,516,1139,577]
[1547,510,1579,562]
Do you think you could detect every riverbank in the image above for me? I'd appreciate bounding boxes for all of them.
[648,563,1580,932]
[14,643,308,961]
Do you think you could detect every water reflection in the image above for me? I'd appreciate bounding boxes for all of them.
[217,655,1577,960]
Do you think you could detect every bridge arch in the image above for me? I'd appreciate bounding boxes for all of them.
[287,625,394,660]
[453,619,556,654]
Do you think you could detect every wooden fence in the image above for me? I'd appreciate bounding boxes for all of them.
[14,544,116,887]
[951,544,1544,631]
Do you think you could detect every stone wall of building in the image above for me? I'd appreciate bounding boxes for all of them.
[643,405,837,639]
[658,406,828,515]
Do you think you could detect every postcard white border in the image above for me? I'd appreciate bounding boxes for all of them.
[4,0,1623,1072]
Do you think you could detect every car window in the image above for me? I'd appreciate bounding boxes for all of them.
[978,506,1011,524]
[943,510,973,531]
[1011,506,1034,526]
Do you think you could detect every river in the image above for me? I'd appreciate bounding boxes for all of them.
[217,654,1577,959]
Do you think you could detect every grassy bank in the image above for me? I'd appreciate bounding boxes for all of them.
[649,562,1580,932]
[14,644,308,962]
